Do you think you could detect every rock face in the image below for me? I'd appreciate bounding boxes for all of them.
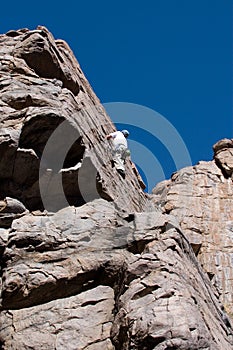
[1,201,233,349]
[0,26,233,349]
[0,26,147,214]
[152,138,233,319]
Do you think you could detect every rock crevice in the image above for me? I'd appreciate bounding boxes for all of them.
[0,26,232,349]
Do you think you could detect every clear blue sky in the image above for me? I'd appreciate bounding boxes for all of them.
[1,0,232,190]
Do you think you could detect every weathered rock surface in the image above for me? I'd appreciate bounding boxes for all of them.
[0,25,147,213]
[213,138,233,177]
[1,285,115,350]
[1,200,232,349]
[152,138,233,319]
[0,26,233,349]
[0,197,27,228]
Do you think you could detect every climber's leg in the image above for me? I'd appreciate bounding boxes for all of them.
[112,146,126,177]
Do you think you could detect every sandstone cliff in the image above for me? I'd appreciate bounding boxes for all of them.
[0,26,232,350]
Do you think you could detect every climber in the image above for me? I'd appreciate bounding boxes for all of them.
[106,129,130,178]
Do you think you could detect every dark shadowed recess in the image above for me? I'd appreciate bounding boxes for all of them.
[0,114,89,211]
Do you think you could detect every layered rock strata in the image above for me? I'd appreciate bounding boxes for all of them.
[152,138,233,318]
[0,26,232,349]
[0,26,147,214]
[1,200,232,349]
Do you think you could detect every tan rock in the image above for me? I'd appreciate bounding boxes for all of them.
[0,26,233,350]
[0,286,115,350]
[0,26,147,213]
[213,138,233,177]
[1,201,232,349]
[152,156,233,318]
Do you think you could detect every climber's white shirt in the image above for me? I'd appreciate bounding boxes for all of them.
[110,131,127,149]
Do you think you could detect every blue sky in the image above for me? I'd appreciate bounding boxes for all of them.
[1,0,232,191]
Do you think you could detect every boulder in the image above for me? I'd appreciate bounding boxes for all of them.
[0,26,232,349]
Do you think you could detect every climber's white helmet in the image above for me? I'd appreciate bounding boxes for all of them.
[121,130,129,138]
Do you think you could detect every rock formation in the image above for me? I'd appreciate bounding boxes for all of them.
[0,26,147,214]
[0,26,232,349]
[152,138,233,319]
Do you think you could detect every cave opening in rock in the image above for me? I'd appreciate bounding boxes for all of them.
[19,113,65,157]
[0,112,112,212]
[12,114,87,211]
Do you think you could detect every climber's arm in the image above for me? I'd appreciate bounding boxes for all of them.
[106,132,117,140]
